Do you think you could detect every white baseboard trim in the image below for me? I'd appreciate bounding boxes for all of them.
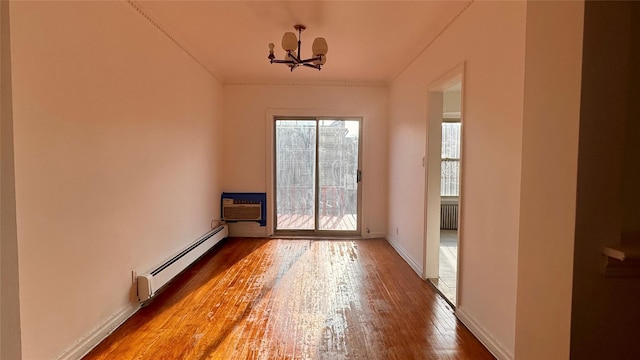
[456,307,513,360]
[364,231,386,239]
[56,303,140,360]
[385,235,423,276]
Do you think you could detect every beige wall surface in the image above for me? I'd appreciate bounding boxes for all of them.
[222,84,388,238]
[515,1,584,359]
[571,2,640,358]
[9,2,223,358]
[442,89,461,115]
[388,2,527,356]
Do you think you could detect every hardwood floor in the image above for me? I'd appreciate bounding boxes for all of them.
[277,214,358,231]
[435,230,458,305]
[84,238,493,360]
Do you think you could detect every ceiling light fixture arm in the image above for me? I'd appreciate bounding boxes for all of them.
[296,25,303,62]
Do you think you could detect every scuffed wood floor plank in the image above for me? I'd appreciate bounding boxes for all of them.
[84,238,494,359]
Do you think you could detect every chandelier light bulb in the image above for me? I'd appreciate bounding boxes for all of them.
[313,54,326,66]
[268,43,275,58]
[312,37,328,56]
[281,32,298,52]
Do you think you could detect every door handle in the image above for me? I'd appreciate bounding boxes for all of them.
[357,169,362,183]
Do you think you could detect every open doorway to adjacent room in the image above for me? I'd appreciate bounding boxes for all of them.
[437,85,461,305]
[424,65,464,306]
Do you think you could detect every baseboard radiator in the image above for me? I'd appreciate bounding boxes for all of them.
[137,224,228,302]
[440,203,458,230]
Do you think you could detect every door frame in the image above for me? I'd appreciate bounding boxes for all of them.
[266,109,363,237]
[424,63,466,299]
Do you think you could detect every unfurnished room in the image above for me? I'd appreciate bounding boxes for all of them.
[1,1,639,359]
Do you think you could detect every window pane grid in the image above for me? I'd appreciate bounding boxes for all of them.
[441,122,461,197]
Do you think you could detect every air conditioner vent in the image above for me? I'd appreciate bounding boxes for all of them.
[223,204,261,221]
[221,192,266,225]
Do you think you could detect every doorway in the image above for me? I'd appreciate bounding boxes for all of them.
[437,87,462,305]
[424,65,464,306]
[274,118,361,235]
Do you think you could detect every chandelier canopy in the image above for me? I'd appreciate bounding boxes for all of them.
[268,25,328,72]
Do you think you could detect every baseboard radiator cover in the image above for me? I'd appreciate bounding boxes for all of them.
[137,224,228,302]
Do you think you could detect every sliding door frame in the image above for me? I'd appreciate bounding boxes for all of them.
[272,116,362,237]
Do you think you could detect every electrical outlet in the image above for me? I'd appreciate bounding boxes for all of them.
[396,227,399,236]
[132,270,137,284]
[366,227,370,234]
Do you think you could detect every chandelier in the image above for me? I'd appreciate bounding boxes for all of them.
[268,25,328,71]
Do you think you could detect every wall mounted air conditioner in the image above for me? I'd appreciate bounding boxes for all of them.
[220,193,267,226]
[222,198,261,221]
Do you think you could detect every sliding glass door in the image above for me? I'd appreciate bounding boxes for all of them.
[275,120,317,230]
[275,118,361,234]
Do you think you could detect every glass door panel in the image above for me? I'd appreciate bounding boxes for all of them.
[275,120,316,230]
[318,120,360,231]
[274,118,360,234]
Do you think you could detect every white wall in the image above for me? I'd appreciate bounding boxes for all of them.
[515,2,584,359]
[388,2,527,357]
[222,83,388,238]
[389,1,586,358]
[443,89,461,114]
[9,2,224,358]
